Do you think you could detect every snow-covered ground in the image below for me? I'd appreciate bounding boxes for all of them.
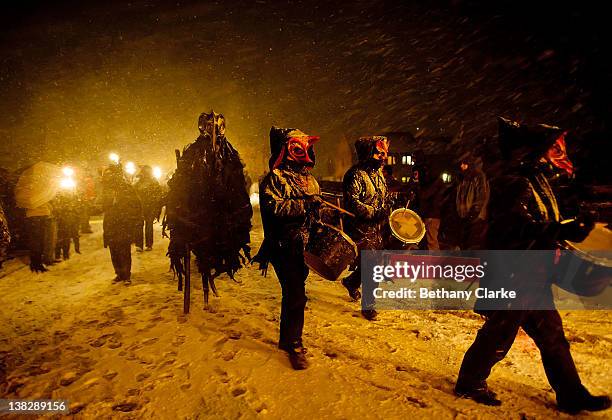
[0,214,610,419]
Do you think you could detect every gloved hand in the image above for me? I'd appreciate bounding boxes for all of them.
[560,211,595,243]
[304,195,322,214]
[374,206,389,220]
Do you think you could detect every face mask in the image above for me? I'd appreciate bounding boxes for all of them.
[287,136,319,165]
[199,112,226,138]
[271,135,320,170]
[372,138,389,166]
[546,133,573,175]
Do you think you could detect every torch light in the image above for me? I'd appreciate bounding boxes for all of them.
[62,166,75,177]
[441,172,452,183]
[60,177,77,190]
[152,166,162,180]
[109,152,120,164]
[125,161,136,175]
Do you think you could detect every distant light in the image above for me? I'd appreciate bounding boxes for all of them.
[250,192,260,207]
[60,177,77,190]
[125,161,136,175]
[109,153,120,164]
[62,166,75,177]
[416,127,420,131]
[441,172,452,183]
[152,166,162,180]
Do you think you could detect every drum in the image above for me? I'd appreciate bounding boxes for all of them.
[304,222,357,281]
[556,223,612,297]
[389,208,426,244]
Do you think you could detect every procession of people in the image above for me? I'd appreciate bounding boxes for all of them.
[0,112,609,415]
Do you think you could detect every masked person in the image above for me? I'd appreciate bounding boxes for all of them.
[134,165,163,251]
[166,111,252,307]
[455,118,610,414]
[253,127,320,370]
[102,162,142,285]
[341,136,390,321]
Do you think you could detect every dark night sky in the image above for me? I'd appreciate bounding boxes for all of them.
[1,0,610,180]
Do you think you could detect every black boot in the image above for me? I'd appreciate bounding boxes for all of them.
[285,347,309,370]
[341,277,361,301]
[30,262,48,273]
[361,308,378,321]
[455,385,502,406]
[558,392,611,414]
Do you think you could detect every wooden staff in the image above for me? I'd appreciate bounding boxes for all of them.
[337,197,344,231]
[184,244,191,314]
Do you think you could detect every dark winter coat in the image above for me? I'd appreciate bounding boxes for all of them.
[476,118,593,312]
[487,118,590,250]
[456,157,489,221]
[343,163,389,249]
[102,166,143,247]
[135,175,163,220]
[54,193,81,241]
[259,164,320,247]
[254,127,321,272]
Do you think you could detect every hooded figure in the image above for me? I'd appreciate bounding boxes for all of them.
[341,136,390,320]
[254,126,320,370]
[134,165,163,251]
[166,111,252,309]
[454,152,489,249]
[455,117,609,414]
[54,188,81,260]
[102,162,143,284]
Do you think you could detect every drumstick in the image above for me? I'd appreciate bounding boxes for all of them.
[318,198,356,218]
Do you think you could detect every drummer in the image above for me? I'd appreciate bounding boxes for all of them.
[253,127,321,370]
[341,135,391,321]
[455,118,610,414]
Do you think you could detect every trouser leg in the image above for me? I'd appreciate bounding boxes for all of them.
[109,241,130,279]
[80,203,90,232]
[73,236,80,253]
[456,310,524,390]
[135,221,144,249]
[119,241,132,279]
[55,242,62,260]
[464,219,487,250]
[109,244,121,277]
[56,238,69,259]
[272,252,308,348]
[43,218,57,264]
[345,232,381,292]
[62,239,70,259]
[145,217,154,248]
[344,266,361,291]
[522,310,584,399]
[424,218,440,250]
[27,217,46,268]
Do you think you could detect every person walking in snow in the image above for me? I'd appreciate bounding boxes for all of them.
[254,126,321,370]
